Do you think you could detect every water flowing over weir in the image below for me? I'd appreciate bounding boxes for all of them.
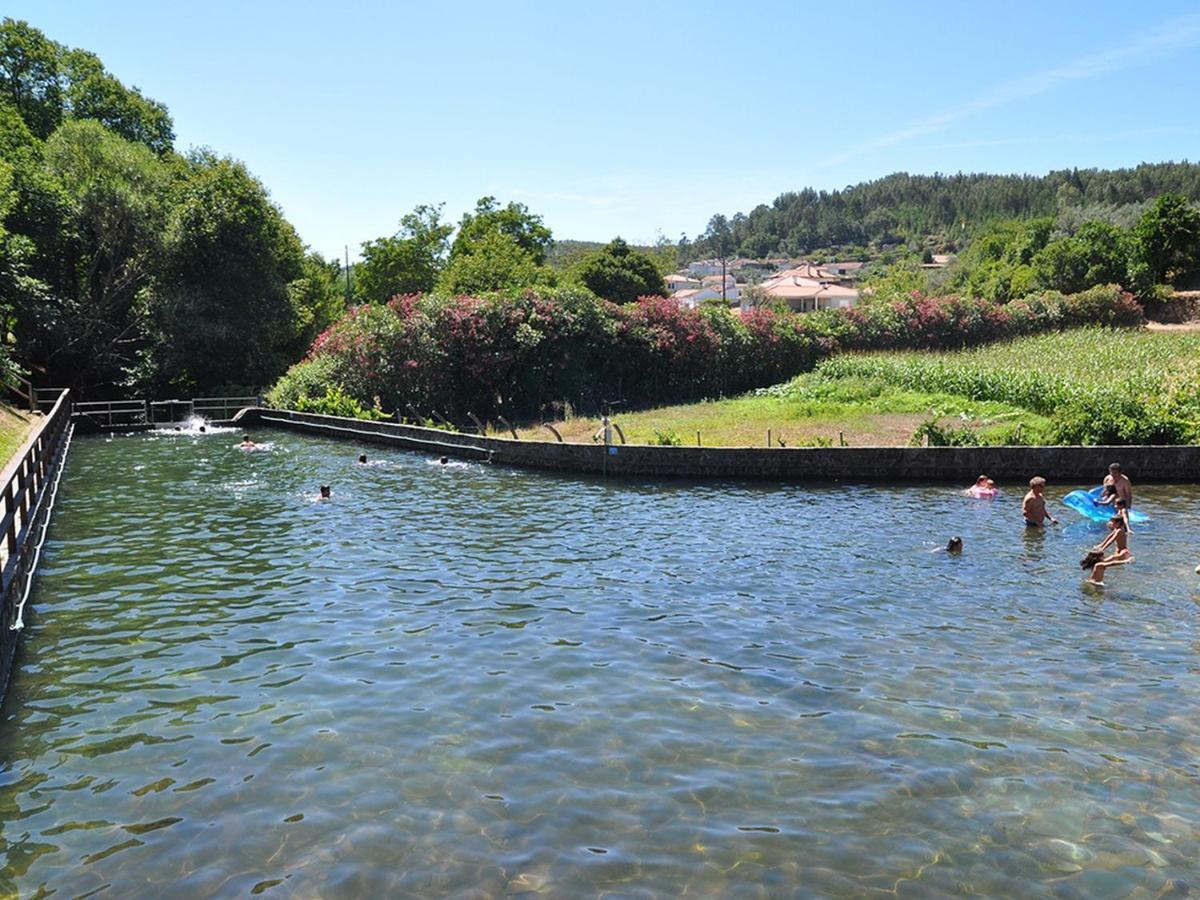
[4,428,1200,895]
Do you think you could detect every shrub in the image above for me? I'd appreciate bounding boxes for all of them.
[293,386,389,420]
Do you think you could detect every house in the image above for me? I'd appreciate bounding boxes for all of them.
[753,265,859,312]
[686,258,725,277]
[921,254,955,269]
[665,272,702,292]
[670,279,741,308]
[823,261,866,278]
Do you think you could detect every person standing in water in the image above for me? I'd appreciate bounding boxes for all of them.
[1085,515,1132,586]
[1022,476,1058,527]
[1103,463,1133,508]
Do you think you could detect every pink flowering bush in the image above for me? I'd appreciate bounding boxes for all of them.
[267,284,1144,420]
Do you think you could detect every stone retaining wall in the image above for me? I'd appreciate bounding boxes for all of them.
[238,408,1200,483]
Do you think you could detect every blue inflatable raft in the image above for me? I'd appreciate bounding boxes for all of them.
[1062,486,1149,524]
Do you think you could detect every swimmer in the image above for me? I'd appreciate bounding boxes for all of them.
[1022,476,1057,527]
[966,475,996,499]
[358,454,368,465]
[945,536,963,554]
[318,485,331,500]
[1085,515,1132,586]
[239,434,257,450]
[439,456,448,465]
[199,425,207,433]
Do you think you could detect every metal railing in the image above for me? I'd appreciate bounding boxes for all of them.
[0,389,73,700]
[192,396,261,420]
[70,395,264,428]
[73,399,147,428]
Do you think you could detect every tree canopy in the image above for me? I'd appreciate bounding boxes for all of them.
[572,237,665,303]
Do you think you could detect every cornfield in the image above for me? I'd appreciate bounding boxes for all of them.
[814,328,1200,444]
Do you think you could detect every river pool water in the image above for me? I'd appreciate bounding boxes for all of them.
[1,429,1200,897]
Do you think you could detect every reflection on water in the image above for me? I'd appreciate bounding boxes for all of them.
[2,430,1200,895]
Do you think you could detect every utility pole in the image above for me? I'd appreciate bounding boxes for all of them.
[344,245,351,305]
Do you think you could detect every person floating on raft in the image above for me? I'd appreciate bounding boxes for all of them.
[965,475,997,499]
[1082,515,1133,586]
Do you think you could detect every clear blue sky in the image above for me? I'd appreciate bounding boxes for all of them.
[10,1,1200,259]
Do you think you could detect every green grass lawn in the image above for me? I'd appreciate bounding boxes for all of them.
[515,327,1200,447]
[0,403,37,471]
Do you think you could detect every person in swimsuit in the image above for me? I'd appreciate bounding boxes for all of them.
[966,475,996,498]
[1103,463,1133,508]
[1022,476,1057,527]
[1085,516,1132,586]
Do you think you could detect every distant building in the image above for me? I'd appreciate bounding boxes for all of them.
[753,264,859,312]
[686,258,725,277]
[665,272,702,292]
[823,261,866,278]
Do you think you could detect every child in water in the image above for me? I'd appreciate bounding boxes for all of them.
[966,475,996,499]
[1084,516,1132,586]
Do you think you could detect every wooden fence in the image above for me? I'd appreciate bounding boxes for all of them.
[0,389,74,701]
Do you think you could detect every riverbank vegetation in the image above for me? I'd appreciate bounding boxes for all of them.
[527,328,1200,448]
[268,284,1141,423]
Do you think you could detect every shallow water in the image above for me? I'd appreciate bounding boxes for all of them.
[2,430,1200,896]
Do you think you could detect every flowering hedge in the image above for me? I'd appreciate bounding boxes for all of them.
[267,284,1142,420]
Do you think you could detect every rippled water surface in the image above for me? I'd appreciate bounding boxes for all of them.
[3,430,1200,896]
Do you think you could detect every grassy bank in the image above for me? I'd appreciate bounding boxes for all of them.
[0,403,37,470]
[516,328,1200,447]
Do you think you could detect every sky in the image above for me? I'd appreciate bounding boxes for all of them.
[9,1,1200,259]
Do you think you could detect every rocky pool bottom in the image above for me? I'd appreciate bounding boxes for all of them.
[1,429,1199,896]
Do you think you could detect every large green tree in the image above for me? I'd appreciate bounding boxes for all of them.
[1032,221,1130,294]
[437,230,555,295]
[356,203,451,302]
[573,237,665,303]
[137,154,306,392]
[449,196,553,265]
[0,18,62,139]
[1129,193,1200,290]
[38,119,171,388]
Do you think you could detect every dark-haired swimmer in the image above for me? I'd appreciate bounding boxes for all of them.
[318,485,331,500]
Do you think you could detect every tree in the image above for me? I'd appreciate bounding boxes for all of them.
[437,230,555,295]
[449,196,553,265]
[0,18,63,139]
[60,49,174,154]
[137,154,305,393]
[287,252,345,355]
[1032,221,1130,294]
[39,119,171,388]
[356,203,451,302]
[1130,193,1200,290]
[573,237,665,303]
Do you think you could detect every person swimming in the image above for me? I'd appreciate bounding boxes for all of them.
[946,536,963,554]
[358,454,368,464]
[318,485,331,500]
[439,456,448,465]
[966,475,997,498]
[239,434,257,450]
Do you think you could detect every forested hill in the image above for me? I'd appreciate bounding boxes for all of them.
[688,164,1200,259]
